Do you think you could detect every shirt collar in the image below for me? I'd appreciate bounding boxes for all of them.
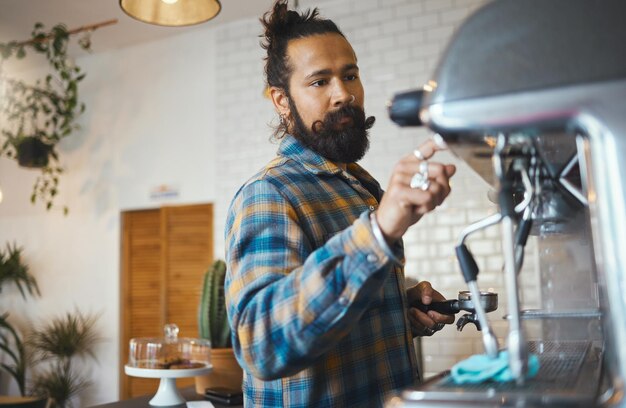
[278,134,384,200]
[278,135,344,176]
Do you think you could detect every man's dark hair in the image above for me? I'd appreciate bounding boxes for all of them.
[260,0,345,93]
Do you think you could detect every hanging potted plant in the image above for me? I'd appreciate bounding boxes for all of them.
[0,22,92,213]
[13,133,53,168]
[195,259,243,394]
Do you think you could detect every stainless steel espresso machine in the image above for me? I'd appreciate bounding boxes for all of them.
[387,0,626,406]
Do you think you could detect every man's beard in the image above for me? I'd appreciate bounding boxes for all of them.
[289,99,376,163]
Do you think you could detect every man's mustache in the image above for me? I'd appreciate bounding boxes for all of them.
[311,105,372,135]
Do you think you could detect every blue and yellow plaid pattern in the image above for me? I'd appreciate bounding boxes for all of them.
[225,136,419,407]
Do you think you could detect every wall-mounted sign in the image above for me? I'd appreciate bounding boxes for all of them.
[150,184,180,201]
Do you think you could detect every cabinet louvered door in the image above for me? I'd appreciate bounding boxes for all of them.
[120,204,213,399]
[165,204,214,338]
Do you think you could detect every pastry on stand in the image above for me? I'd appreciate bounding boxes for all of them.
[125,324,212,406]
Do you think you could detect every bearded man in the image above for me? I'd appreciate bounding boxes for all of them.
[224,1,457,406]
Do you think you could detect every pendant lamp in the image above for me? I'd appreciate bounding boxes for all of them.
[120,0,221,27]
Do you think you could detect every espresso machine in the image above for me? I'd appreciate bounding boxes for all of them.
[387,0,626,406]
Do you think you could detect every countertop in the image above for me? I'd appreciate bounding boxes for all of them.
[89,387,242,408]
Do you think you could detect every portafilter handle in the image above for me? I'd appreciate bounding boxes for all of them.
[410,291,498,315]
[410,299,460,315]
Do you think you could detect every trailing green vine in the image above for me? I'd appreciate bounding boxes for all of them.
[0,22,92,214]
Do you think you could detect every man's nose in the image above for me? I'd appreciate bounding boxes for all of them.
[331,81,352,107]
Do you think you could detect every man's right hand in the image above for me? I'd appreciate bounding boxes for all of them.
[375,137,456,242]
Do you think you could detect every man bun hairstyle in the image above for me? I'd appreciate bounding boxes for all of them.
[261,0,345,93]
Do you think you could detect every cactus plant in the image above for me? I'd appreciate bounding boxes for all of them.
[198,260,231,348]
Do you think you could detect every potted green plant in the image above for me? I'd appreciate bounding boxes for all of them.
[0,22,92,213]
[0,243,38,400]
[0,242,100,407]
[0,244,45,405]
[28,311,100,408]
[1,311,100,408]
[0,243,40,299]
[0,313,29,398]
[195,260,243,394]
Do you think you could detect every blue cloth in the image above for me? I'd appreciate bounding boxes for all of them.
[450,351,540,384]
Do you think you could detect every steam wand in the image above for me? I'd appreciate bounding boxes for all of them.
[455,213,501,358]
[513,155,536,274]
[453,145,535,361]
[494,134,529,386]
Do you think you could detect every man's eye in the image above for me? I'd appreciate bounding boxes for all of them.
[311,79,327,87]
[345,74,358,81]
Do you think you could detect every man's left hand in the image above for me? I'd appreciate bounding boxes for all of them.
[406,281,455,337]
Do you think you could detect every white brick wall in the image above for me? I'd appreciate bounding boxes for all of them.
[213,0,541,379]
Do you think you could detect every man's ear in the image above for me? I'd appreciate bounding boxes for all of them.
[270,86,290,118]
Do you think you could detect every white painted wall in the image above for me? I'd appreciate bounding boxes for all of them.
[0,28,216,405]
[0,0,542,404]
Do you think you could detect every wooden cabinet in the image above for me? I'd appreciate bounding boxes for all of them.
[120,204,213,399]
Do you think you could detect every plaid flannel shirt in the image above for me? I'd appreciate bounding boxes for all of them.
[225,135,419,407]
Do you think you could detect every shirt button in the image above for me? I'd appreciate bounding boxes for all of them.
[367,254,378,263]
[369,205,376,211]
[338,296,349,306]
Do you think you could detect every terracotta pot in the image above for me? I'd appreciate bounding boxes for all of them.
[195,347,243,395]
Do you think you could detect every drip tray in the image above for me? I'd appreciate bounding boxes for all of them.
[396,340,602,407]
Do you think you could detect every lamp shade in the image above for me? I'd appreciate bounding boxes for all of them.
[120,0,221,27]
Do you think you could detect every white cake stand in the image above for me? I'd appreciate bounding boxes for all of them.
[125,364,212,406]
